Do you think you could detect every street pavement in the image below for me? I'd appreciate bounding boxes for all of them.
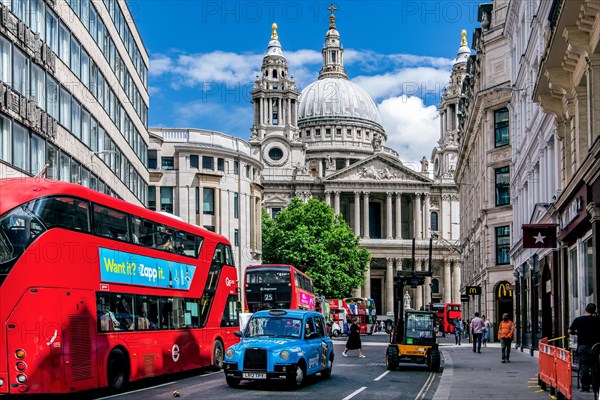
[433,336,596,400]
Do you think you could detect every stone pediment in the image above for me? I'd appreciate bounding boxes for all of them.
[324,155,432,183]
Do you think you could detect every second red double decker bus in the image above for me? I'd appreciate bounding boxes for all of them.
[244,264,315,312]
[0,178,240,395]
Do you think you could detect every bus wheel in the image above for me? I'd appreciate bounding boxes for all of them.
[107,349,129,391]
[212,341,224,371]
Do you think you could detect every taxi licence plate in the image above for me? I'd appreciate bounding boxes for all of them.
[243,372,267,379]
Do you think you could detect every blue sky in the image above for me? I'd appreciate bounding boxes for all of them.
[133,1,481,161]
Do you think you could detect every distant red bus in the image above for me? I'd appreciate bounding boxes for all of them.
[431,303,462,333]
[327,299,350,336]
[344,297,377,334]
[244,264,315,312]
[0,178,240,394]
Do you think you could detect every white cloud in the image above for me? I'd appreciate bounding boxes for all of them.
[352,67,451,102]
[378,95,440,163]
[172,101,253,135]
[149,55,173,77]
[172,51,263,87]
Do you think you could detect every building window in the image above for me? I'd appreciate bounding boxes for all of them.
[148,186,156,210]
[271,208,281,219]
[161,157,174,170]
[217,158,225,172]
[495,226,510,265]
[147,150,157,169]
[315,129,321,136]
[326,128,331,136]
[494,107,509,147]
[234,192,239,219]
[431,279,439,293]
[306,129,311,137]
[160,187,173,213]
[495,166,510,206]
[336,128,342,135]
[202,156,213,170]
[268,147,283,161]
[190,154,199,169]
[234,229,239,247]
[203,188,215,215]
[195,187,199,214]
[430,212,439,231]
[233,160,239,175]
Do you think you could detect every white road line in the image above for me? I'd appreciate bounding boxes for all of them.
[342,386,367,400]
[96,381,176,399]
[374,370,390,381]
[415,372,435,400]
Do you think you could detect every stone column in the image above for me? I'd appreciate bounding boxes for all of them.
[414,194,422,239]
[334,191,341,215]
[453,260,462,304]
[424,193,430,238]
[325,191,331,207]
[386,192,393,239]
[386,258,394,315]
[363,192,370,239]
[354,191,361,236]
[216,188,222,234]
[425,275,432,309]
[444,259,452,303]
[395,193,402,239]
[364,263,371,298]
[415,258,423,311]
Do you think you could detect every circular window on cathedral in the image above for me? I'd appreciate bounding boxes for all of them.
[268,147,284,161]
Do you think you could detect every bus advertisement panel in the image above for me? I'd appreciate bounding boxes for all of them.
[244,264,315,312]
[343,297,377,334]
[0,179,240,394]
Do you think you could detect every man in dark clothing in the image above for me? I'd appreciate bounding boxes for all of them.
[569,303,600,392]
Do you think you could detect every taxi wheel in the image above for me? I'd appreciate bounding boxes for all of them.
[288,363,305,388]
[226,376,241,387]
[321,354,333,379]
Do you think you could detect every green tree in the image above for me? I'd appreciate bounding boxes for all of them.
[262,198,370,298]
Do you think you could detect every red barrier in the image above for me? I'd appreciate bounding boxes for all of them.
[539,337,557,390]
[555,347,572,400]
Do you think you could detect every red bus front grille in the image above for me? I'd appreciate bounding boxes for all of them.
[67,315,93,380]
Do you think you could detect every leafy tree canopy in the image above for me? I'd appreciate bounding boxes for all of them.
[262,198,370,298]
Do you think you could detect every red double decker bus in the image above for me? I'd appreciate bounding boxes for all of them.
[244,264,315,312]
[431,303,462,334]
[0,178,240,394]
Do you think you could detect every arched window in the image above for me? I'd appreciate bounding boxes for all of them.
[272,69,278,79]
[431,279,440,293]
[430,211,439,231]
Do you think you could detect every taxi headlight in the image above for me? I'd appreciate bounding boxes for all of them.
[225,348,235,358]
[280,350,289,360]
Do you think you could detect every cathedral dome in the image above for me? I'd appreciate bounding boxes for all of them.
[298,78,382,126]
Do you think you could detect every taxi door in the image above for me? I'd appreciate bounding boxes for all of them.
[304,317,322,375]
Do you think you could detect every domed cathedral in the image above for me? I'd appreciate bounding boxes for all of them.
[250,6,462,316]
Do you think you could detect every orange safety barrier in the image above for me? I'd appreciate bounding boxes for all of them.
[555,347,572,400]
[539,337,557,390]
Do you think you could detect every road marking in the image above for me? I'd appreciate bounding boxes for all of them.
[528,385,540,388]
[374,371,390,381]
[96,381,176,399]
[416,372,435,400]
[342,386,367,400]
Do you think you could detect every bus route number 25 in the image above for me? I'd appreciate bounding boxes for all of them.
[264,294,273,301]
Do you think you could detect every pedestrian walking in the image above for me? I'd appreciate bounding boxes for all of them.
[482,315,490,347]
[498,313,515,363]
[470,312,484,353]
[342,318,365,358]
[454,319,463,345]
[568,303,600,392]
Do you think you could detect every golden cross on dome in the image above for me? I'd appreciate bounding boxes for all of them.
[271,23,278,40]
[328,4,337,28]
[461,29,467,46]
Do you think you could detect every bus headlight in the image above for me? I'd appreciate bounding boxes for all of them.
[16,374,27,384]
[15,349,26,359]
[225,348,235,358]
[280,350,289,360]
[16,362,27,371]
[0,377,4,387]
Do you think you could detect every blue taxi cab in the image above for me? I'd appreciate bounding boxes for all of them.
[223,309,334,388]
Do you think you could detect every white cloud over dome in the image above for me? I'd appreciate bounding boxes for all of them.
[378,95,440,163]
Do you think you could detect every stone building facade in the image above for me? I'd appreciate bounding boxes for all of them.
[250,13,461,315]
